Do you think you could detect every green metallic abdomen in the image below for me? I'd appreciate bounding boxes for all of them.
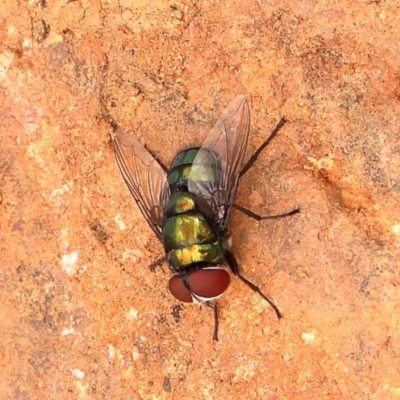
[167,242,224,270]
[163,213,216,252]
[165,192,197,218]
[162,148,224,271]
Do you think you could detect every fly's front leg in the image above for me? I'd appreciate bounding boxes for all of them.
[149,256,166,272]
[206,301,219,341]
[225,250,283,319]
[144,145,168,173]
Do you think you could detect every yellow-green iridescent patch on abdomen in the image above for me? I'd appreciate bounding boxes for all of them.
[162,214,216,252]
[167,242,225,270]
[165,192,196,217]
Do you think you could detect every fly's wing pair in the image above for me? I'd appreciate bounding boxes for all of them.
[113,95,250,238]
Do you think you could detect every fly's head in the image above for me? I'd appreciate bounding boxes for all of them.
[168,266,230,303]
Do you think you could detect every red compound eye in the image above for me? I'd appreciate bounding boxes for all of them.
[169,269,231,303]
[189,269,230,299]
[169,276,193,303]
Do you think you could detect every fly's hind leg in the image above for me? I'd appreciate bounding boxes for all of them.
[225,250,283,319]
[237,117,300,220]
[233,204,300,221]
[239,117,287,179]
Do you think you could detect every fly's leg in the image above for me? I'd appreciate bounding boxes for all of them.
[237,117,299,220]
[225,250,283,319]
[182,275,220,341]
[149,256,166,272]
[144,145,168,173]
[206,301,219,341]
[212,302,219,341]
[233,204,300,221]
[240,117,287,179]
[105,112,169,173]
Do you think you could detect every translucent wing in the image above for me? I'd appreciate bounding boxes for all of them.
[113,127,170,240]
[188,95,250,231]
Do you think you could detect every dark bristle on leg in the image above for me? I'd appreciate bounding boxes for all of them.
[207,302,219,341]
[225,250,283,319]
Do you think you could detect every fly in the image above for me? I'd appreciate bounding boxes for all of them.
[111,95,299,340]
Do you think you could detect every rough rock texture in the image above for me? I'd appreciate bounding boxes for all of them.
[1,1,399,399]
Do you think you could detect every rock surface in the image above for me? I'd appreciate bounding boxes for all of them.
[1,1,399,399]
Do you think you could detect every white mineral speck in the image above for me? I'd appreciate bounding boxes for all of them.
[61,327,75,336]
[109,344,115,360]
[392,223,400,236]
[301,332,316,344]
[127,308,139,320]
[71,368,85,379]
[61,251,79,275]
[22,38,32,47]
[115,214,126,230]
[132,349,140,361]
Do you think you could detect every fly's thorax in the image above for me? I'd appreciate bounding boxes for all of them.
[167,148,199,190]
[167,147,220,191]
[166,241,224,271]
[170,148,200,168]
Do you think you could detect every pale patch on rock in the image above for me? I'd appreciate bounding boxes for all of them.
[61,251,79,275]
[61,327,75,336]
[301,331,317,344]
[71,368,85,379]
[115,214,126,230]
[126,308,139,320]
